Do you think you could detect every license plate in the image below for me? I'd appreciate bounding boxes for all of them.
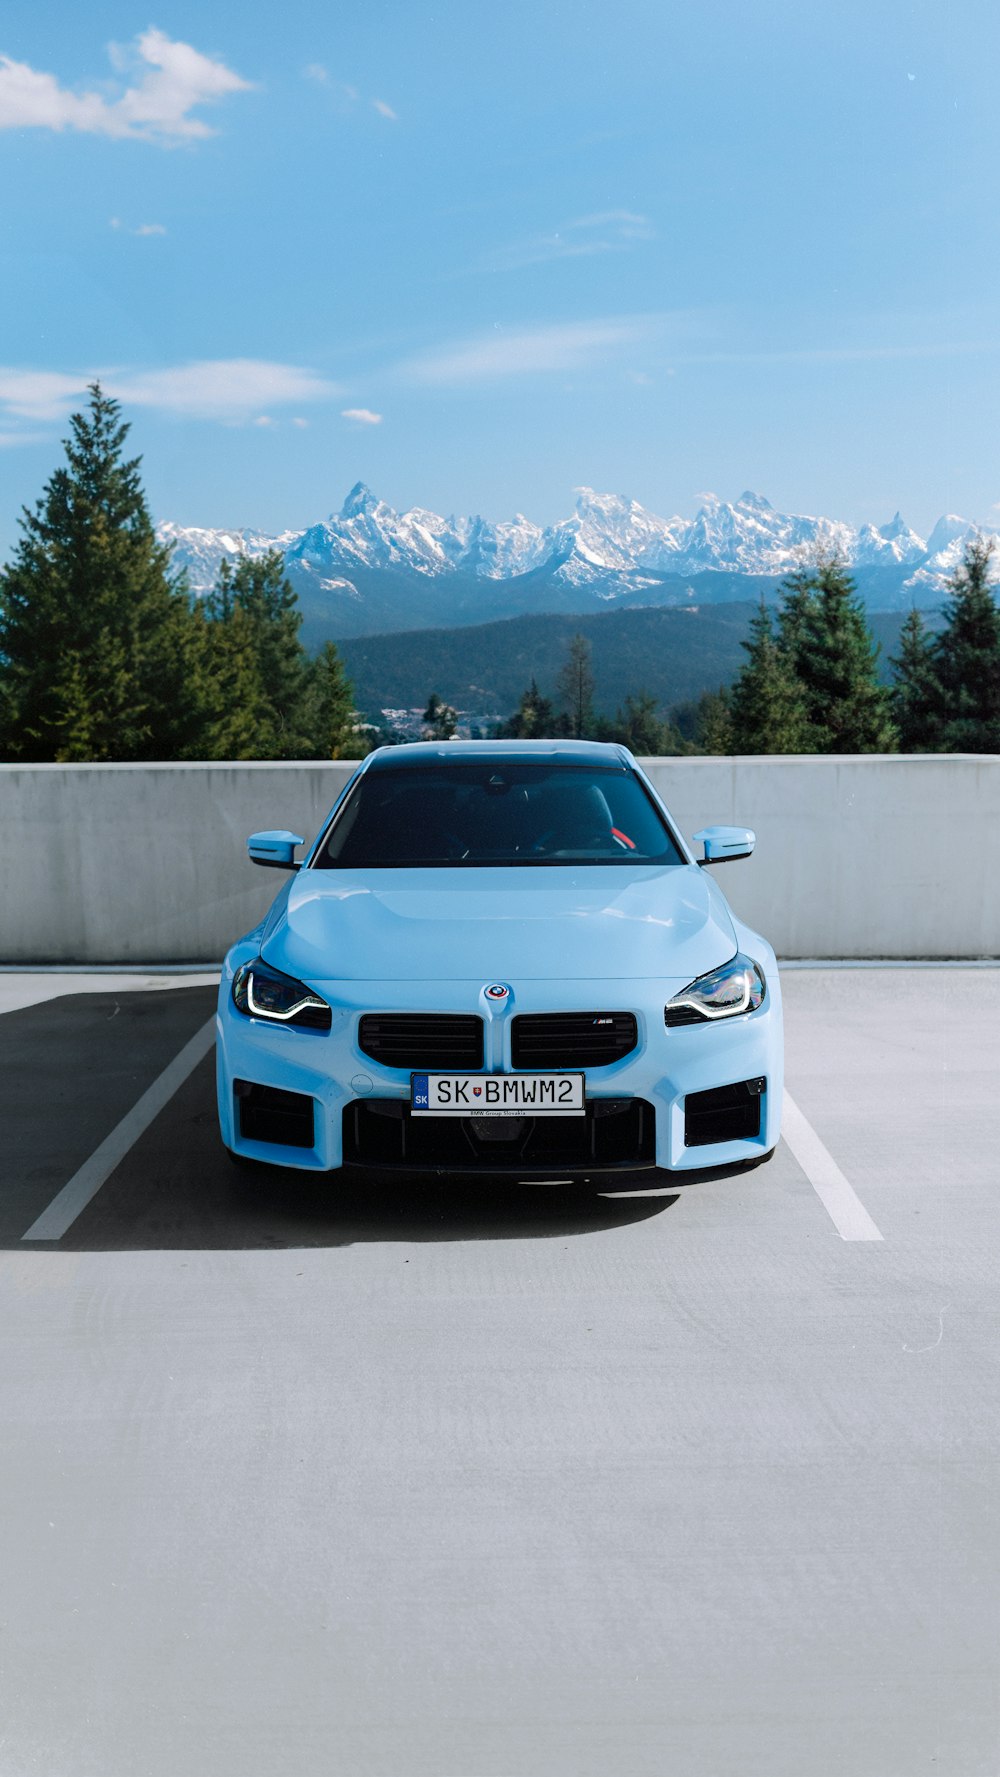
[410,1072,586,1116]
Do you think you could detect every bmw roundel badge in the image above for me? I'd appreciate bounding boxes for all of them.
[484,983,510,1001]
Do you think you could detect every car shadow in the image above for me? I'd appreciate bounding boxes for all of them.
[221,1168,678,1252]
[39,1161,679,1256]
[10,1043,678,1251]
[3,988,732,1252]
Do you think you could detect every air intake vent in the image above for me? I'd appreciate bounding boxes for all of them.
[358,1013,484,1071]
[343,1096,655,1173]
[684,1078,764,1148]
[236,1081,315,1148]
[511,1012,637,1069]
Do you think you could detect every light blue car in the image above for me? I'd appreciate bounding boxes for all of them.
[216,740,782,1181]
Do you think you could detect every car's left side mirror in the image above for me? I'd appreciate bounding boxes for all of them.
[247,830,305,870]
[692,825,756,866]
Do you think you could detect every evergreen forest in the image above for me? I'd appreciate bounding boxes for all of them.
[0,386,357,763]
[2,387,998,762]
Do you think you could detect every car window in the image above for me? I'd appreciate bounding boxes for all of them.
[313,762,686,868]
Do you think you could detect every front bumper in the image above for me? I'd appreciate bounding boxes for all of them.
[216,954,783,1177]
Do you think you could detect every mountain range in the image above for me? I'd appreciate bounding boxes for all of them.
[158,485,992,641]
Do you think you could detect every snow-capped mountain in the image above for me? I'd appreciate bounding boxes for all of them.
[854,512,927,567]
[157,521,293,590]
[158,484,997,638]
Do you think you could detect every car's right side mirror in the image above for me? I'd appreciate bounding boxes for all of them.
[692,825,756,866]
[247,830,305,870]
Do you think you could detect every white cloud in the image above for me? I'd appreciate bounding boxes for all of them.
[292,416,310,428]
[0,29,253,146]
[372,98,397,120]
[399,316,663,385]
[0,360,340,424]
[252,414,274,427]
[304,63,329,83]
[0,370,92,421]
[341,407,383,425]
[114,360,340,418]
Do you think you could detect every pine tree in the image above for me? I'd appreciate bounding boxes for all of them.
[774,564,818,663]
[695,687,734,754]
[729,598,814,753]
[0,384,206,761]
[780,558,896,752]
[307,641,357,758]
[197,600,274,759]
[497,677,556,738]
[422,693,457,740]
[890,607,941,752]
[604,690,684,755]
[557,633,596,738]
[930,536,1000,752]
[202,552,312,758]
[203,550,312,753]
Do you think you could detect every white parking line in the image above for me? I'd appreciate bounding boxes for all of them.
[21,1019,216,1243]
[781,1091,883,1242]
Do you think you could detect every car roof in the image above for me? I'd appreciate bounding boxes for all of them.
[364,739,635,771]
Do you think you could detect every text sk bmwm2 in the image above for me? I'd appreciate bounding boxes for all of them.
[216,740,783,1180]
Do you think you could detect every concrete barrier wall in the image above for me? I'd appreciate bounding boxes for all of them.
[2,756,998,963]
[641,755,999,960]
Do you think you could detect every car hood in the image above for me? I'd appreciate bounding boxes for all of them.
[263,864,737,984]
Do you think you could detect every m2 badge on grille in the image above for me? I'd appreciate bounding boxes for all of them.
[411,1072,585,1116]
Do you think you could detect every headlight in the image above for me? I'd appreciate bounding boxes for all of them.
[232,959,332,1030]
[664,953,766,1026]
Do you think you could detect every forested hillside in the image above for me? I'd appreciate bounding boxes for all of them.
[339,603,915,723]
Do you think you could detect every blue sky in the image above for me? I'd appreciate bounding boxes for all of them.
[1,0,999,554]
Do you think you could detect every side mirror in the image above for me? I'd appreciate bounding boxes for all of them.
[692,825,756,867]
[247,830,305,870]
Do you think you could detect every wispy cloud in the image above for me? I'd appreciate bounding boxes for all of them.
[0,360,340,424]
[398,315,665,386]
[110,217,167,236]
[0,429,53,448]
[341,407,383,425]
[304,68,395,119]
[488,210,654,272]
[679,341,1000,367]
[0,29,253,145]
[113,360,340,419]
[0,370,91,422]
[571,210,652,236]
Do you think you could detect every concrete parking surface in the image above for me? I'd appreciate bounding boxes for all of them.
[0,967,997,1775]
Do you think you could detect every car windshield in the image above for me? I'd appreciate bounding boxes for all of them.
[313,761,686,869]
